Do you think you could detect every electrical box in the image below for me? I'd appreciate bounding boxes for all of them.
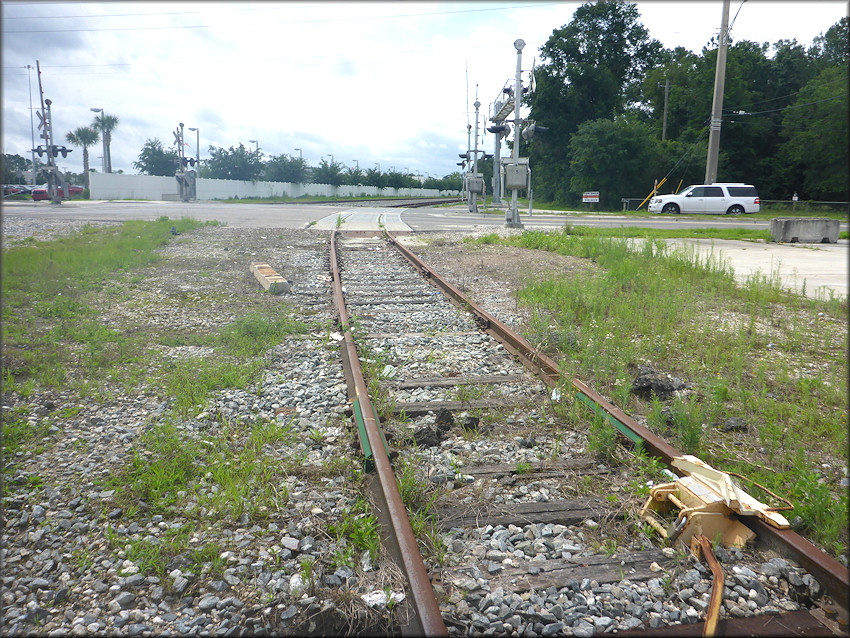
[505,164,528,190]
[466,175,484,194]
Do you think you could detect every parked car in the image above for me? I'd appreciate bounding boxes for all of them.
[648,183,760,215]
[3,184,32,196]
[31,184,84,201]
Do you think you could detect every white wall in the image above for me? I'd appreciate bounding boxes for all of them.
[90,173,459,201]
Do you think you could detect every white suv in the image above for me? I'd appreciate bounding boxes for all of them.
[648,183,760,215]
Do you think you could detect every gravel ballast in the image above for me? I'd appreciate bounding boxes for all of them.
[1,219,837,636]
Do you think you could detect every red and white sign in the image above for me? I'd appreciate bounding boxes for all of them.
[582,191,600,203]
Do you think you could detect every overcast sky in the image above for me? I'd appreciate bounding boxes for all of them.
[3,1,846,180]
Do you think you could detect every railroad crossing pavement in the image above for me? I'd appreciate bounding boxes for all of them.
[309,208,411,231]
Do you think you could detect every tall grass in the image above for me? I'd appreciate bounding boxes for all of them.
[477,227,848,555]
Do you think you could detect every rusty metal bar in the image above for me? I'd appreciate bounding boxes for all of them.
[693,534,724,638]
[384,229,849,618]
[330,231,447,637]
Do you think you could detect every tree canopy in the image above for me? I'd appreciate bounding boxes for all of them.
[132,138,178,177]
[525,1,847,204]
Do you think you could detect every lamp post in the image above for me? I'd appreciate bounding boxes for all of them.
[294,147,302,162]
[352,159,358,170]
[248,139,259,158]
[325,154,334,166]
[375,163,380,172]
[187,127,200,171]
[90,107,106,173]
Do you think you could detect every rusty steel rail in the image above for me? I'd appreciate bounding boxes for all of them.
[329,230,447,637]
[383,229,850,619]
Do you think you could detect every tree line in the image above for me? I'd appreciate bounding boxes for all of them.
[524,2,848,208]
[132,139,463,192]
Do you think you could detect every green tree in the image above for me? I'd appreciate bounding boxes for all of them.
[264,153,307,183]
[364,167,385,188]
[810,16,849,67]
[528,1,662,204]
[344,166,364,186]
[567,117,662,208]
[3,153,30,184]
[91,113,119,173]
[132,138,178,176]
[312,158,345,186]
[65,126,100,189]
[780,64,849,199]
[205,144,263,181]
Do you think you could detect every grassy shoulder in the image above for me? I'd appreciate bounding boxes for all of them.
[469,228,848,558]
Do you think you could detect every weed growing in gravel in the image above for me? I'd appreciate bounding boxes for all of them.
[328,497,381,565]
[191,542,226,576]
[394,456,446,562]
[587,413,617,462]
[1,415,53,455]
[163,358,263,419]
[514,460,532,475]
[215,311,311,357]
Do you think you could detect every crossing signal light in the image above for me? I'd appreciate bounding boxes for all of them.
[521,123,549,140]
[49,145,71,158]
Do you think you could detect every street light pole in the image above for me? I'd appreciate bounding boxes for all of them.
[248,139,259,157]
[90,107,106,173]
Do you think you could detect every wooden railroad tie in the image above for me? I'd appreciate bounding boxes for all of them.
[249,261,291,294]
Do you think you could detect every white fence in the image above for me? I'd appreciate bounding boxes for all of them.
[90,173,459,201]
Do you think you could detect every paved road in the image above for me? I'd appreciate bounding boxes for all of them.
[3,199,846,300]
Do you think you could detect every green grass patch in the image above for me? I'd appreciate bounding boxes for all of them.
[1,217,213,390]
[111,417,295,523]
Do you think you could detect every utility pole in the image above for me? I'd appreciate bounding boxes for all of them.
[26,65,38,186]
[705,0,730,184]
[661,79,670,141]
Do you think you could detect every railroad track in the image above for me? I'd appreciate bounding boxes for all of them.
[328,229,847,636]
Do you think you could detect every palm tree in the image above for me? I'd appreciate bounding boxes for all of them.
[65,126,100,190]
[91,113,119,173]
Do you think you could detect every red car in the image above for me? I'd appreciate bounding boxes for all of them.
[31,184,84,201]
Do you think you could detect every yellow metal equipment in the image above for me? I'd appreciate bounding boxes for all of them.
[640,455,790,549]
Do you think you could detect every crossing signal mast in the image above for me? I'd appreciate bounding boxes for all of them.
[32,61,72,204]
[173,122,197,201]
[494,40,546,228]
[461,96,492,214]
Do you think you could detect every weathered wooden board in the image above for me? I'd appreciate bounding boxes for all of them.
[436,498,608,530]
[393,397,541,415]
[383,374,528,389]
[459,458,601,480]
[442,549,673,593]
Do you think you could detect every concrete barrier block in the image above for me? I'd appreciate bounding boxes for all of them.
[769,218,840,244]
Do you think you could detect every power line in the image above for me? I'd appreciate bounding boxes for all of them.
[724,75,846,112]
[726,93,847,117]
[4,3,561,34]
